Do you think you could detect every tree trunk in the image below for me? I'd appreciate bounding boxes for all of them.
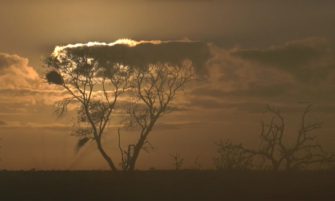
[128,136,146,171]
[84,106,118,172]
[97,141,118,172]
[127,113,159,171]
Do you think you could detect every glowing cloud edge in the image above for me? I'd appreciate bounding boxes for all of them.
[52,38,162,57]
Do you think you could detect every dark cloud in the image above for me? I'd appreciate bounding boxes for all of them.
[233,38,327,66]
[54,41,211,74]
[231,38,335,83]
[193,38,335,105]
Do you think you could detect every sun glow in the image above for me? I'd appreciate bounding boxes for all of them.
[113,38,140,47]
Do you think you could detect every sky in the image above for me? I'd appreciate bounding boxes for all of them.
[1,0,335,170]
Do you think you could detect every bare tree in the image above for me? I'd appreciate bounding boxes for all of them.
[45,54,131,172]
[214,140,254,170]
[118,64,194,171]
[216,105,335,171]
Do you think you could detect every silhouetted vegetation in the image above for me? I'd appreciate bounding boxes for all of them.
[214,140,254,170]
[215,105,335,171]
[45,46,196,172]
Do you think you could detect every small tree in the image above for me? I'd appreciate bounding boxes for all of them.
[216,105,335,171]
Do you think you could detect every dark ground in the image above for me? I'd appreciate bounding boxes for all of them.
[0,170,334,200]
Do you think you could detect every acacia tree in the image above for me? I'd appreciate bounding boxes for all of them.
[45,53,131,171]
[215,105,335,171]
[118,64,194,171]
[45,41,209,171]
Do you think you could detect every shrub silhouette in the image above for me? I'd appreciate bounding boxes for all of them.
[214,140,254,170]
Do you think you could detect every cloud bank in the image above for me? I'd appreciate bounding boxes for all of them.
[0,53,40,89]
[0,53,71,131]
[188,37,335,113]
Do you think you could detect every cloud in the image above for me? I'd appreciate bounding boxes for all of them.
[0,53,74,132]
[231,37,335,83]
[207,38,335,97]
[0,53,40,89]
[51,39,211,74]
[0,53,70,107]
[200,44,296,99]
[233,38,328,66]
[180,37,335,114]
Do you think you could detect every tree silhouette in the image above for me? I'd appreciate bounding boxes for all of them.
[45,54,131,171]
[45,41,205,171]
[215,105,335,170]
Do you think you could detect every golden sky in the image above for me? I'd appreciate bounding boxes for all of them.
[1,0,335,170]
